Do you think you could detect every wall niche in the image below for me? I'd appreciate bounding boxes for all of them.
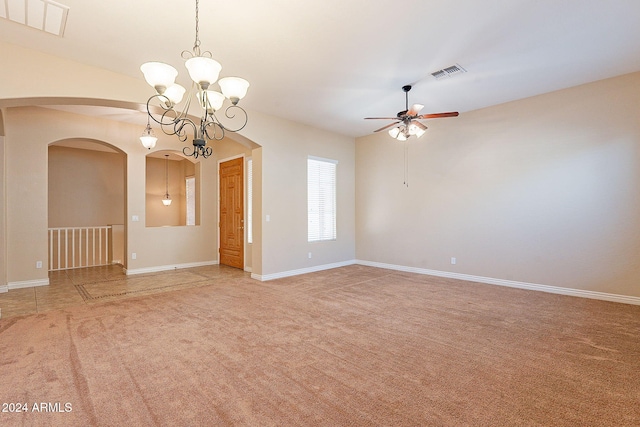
[145,151,200,227]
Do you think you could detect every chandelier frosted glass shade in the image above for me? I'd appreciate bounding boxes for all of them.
[218,77,250,104]
[163,84,186,106]
[200,90,225,112]
[140,62,178,94]
[162,194,172,206]
[185,56,222,88]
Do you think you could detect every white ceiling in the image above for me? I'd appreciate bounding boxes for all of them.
[2,0,640,138]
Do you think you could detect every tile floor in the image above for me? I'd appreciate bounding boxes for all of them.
[0,264,249,319]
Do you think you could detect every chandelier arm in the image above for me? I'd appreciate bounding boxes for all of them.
[146,95,178,125]
[202,119,226,141]
[220,105,249,132]
[146,95,191,141]
[183,145,197,158]
[173,117,198,143]
[183,143,213,159]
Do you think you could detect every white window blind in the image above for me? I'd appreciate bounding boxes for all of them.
[186,176,195,226]
[308,156,337,242]
[247,158,253,244]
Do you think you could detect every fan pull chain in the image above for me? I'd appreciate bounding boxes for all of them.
[403,141,409,187]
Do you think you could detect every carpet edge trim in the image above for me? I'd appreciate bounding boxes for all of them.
[355,260,640,306]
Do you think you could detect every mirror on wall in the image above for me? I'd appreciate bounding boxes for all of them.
[145,151,200,227]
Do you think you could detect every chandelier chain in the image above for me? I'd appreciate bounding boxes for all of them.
[193,0,201,54]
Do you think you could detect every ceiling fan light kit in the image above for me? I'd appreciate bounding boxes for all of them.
[365,85,459,140]
[140,0,250,159]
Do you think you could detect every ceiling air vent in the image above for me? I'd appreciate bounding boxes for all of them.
[431,63,467,80]
[1,0,70,37]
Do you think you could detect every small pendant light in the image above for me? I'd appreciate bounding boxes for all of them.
[162,154,172,206]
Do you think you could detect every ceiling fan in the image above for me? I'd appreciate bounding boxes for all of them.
[365,85,459,140]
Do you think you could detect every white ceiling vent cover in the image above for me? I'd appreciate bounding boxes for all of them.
[431,64,467,80]
[1,0,70,37]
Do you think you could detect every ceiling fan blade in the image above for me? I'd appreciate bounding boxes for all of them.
[365,117,400,120]
[373,122,400,132]
[407,103,424,116]
[412,120,428,131]
[417,112,459,119]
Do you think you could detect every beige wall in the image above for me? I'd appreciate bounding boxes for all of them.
[356,72,640,298]
[252,147,263,276]
[5,107,49,284]
[0,41,148,103]
[48,145,125,228]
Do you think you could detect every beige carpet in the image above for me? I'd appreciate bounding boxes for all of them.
[0,265,638,426]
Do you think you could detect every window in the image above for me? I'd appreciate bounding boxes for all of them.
[186,176,195,226]
[308,156,337,242]
[246,158,253,243]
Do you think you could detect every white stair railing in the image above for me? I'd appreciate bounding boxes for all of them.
[48,226,112,271]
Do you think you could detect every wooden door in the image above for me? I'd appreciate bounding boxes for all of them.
[219,158,244,269]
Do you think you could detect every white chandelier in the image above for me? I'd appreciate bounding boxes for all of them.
[139,0,249,158]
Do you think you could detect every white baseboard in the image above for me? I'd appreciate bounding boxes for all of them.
[125,260,219,276]
[356,260,640,306]
[8,278,50,290]
[0,285,7,293]
[252,260,356,281]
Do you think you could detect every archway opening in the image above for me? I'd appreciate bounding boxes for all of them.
[48,138,126,271]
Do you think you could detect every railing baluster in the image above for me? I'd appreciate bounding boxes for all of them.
[105,227,110,265]
[57,229,61,270]
[71,228,75,269]
[49,229,53,271]
[64,229,68,269]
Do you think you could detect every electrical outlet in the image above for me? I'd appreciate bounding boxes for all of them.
[36,261,43,269]
[132,253,137,260]
[308,252,312,259]
[451,257,457,265]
